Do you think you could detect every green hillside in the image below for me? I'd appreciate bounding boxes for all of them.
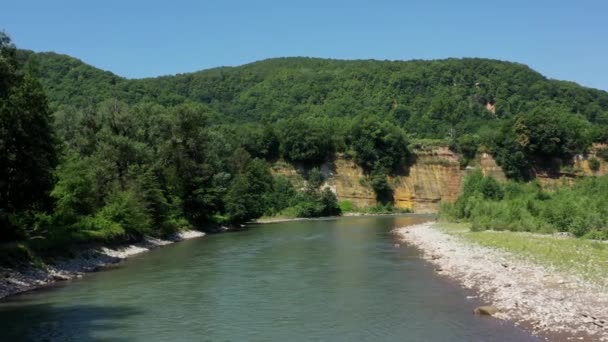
[20,51,608,178]
[4,33,608,250]
[21,51,608,133]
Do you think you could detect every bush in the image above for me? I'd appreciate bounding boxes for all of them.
[589,157,600,172]
[306,167,325,190]
[94,190,152,239]
[265,176,299,215]
[479,176,504,200]
[444,172,608,239]
[339,200,356,213]
[451,134,480,168]
[320,188,341,216]
[369,170,394,204]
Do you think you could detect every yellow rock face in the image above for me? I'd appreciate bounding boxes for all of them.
[479,153,506,181]
[331,158,377,208]
[330,147,481,213]
[389,148,467,213]
[271,146,606,214]
[536,145,607,188]
[391,161,463,213]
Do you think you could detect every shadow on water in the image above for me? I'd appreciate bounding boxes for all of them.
[0,301,141,341]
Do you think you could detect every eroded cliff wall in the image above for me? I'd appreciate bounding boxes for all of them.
[271,146,607,214]
[272,147,493,213]
[389,147,465,213]
[536,144,608,187]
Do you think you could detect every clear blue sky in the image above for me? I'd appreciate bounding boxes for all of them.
[2,0,607,90]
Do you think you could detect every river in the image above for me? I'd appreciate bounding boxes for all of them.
[0,215,537,341]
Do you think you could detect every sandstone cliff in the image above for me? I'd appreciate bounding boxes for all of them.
[271,145,607,214]
[271,147,507,214]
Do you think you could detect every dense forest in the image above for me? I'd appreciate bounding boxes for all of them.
[18,47,608,179]
[3,32,608,252]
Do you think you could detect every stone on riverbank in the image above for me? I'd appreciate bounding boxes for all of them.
[474,306,498,316]
[0,230,206,300]
[393,222,608,341]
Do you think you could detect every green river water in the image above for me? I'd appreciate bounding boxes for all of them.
[0,215,537,341]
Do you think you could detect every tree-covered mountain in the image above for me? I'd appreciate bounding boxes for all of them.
[20,50,608,134]
[4,34,608,251]
[20,50,608,178]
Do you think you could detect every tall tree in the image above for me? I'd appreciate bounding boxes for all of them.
[163,103,221,227]
[0,33,57,241]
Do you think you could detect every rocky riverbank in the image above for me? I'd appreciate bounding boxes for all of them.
[0,230,205,300]
[394,222,608,341]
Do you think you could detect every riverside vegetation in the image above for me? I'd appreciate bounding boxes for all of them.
[442,170,608,240]
[3,30,608,263]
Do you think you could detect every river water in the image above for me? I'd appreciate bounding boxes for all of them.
[0,215,537,341]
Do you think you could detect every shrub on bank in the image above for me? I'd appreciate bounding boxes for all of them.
[589,157,601,172]
[442,171,608,239]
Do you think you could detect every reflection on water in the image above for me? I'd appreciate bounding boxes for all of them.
[0,215,537,341]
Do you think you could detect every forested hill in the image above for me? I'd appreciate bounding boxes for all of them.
[18,50,608,135]
[4,32,608,252]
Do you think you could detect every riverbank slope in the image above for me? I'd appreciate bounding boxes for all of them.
[394,222,608,341]
[0,230,205,300]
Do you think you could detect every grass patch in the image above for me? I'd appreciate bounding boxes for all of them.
[338,200,356,213]
[436,221,608,285]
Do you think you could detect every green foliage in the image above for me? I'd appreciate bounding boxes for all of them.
[369,169,394,204]
[279,187,341,218]
[444,172,608,239]
[345,116,409,203]
[5,33,608,255]
[450,134,480,167]
[269,170,341,218]
[515,108,590,157]
[18,48,608,183]
[319,187,341,216]
[164,103,222,226]
[224,158,274,223]
[306,168,325,191]
[20,51,608,170]
[24,54,608,138]
[276,117,333,164]
[265,176,299,214]
[589,157,600,171]
[237,124,279,160]
[131,167,188,235]
[338,200,356,213]
[51,155,97,222]
[492,107,591,179]
[89,190,152,239]
[0,33,57,241]
[479,176,504,200]
[348,116,410,173]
